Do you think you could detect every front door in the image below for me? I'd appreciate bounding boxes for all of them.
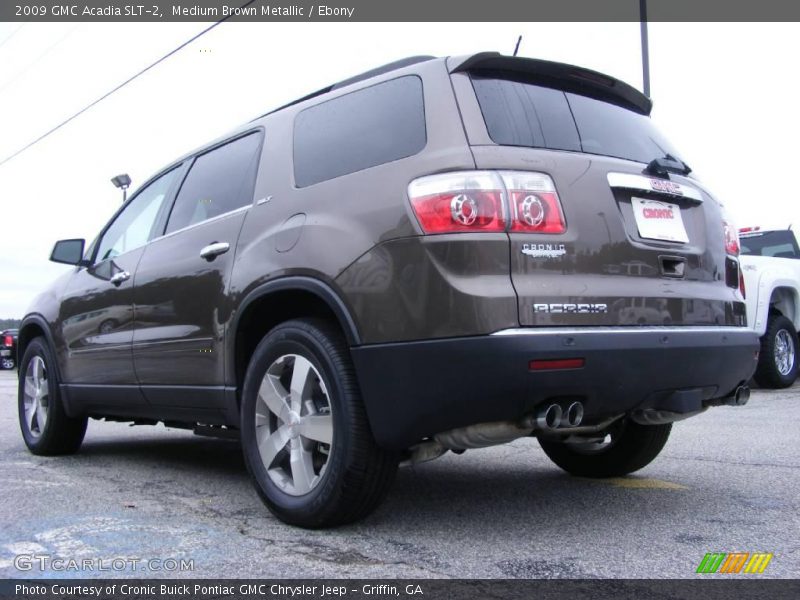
[58,167,183,388]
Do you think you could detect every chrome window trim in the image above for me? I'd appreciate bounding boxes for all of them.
[150,205,250,242]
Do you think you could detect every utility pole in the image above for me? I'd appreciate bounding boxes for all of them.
[640,0,651,97]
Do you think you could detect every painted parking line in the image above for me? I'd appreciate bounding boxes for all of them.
[582,477,688,490]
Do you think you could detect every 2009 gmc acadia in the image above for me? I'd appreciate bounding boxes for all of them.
[18,53,758,527]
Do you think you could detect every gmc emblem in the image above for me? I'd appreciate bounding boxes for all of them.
[649,179,683,195]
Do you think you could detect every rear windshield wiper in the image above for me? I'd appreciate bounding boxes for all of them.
[645,154,692,177]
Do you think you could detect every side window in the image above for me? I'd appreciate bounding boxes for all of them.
[293,76,426,187]
[95,168,179,262]
[165,133,262,234]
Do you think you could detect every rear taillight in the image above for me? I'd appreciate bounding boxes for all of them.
[501,171,566,234]
[723,219,740,256]
[407,171,505,233]
[3,336,11,347]
[407,170,565,235]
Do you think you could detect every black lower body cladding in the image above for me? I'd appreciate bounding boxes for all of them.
[350,326,759,450]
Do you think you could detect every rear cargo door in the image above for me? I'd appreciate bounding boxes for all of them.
[455,70,741,328]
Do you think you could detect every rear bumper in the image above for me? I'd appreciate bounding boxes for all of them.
[350,326,759,450]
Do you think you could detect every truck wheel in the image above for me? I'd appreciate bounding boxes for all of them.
[240,319,398,528]
[538,420,671,478]
[18,337,87,455]
[754,315,798,389]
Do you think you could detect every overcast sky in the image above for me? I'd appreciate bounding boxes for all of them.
[0,22,798,317]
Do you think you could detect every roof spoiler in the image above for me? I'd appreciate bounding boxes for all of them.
[448,52,652,116]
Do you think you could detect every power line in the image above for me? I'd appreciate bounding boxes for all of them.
[0,24,25,51]
[0,2,255,169]
[0,25,78,95]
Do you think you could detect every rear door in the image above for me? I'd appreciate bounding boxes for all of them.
[131,131,263,409]
[454,70,742,328]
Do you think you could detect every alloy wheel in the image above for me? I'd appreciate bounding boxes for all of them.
[254,354,334,496]
[774,329,796,376]
[22,356,49,438]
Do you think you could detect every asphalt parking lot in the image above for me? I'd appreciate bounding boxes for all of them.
[0,368,798,579]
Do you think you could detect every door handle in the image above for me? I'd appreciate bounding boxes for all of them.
[200,242,230,261]
[109,271,131,286]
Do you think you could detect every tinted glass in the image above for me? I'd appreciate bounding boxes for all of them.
[294,76,426,187]
[471,75,683,165]
[566,92,682,164]
[96,169,179,262]
[472,77,580,151]
[166,133,261,234]
[740,231,800,258]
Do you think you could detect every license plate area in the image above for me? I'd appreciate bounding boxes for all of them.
[631,197,689,243]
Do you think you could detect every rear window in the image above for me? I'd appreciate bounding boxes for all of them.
[740,231,800,258]
[293,76,426,187]
[471,74,683,165]
[166,132,262,234]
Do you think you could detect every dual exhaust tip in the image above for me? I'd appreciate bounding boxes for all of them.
[534,401,584,430]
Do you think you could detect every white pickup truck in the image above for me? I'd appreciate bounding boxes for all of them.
[739,228,800,387]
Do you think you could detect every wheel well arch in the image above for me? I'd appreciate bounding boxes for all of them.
[229,277,361,394]
[768,286,800,330]
[17,316,60,379]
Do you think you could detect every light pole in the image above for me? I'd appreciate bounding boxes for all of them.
[110,173,131,203]
[640,0,650,97]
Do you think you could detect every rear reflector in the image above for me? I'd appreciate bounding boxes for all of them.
[529,358,585,371]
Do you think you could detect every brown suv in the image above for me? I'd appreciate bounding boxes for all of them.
[18,53,758,528]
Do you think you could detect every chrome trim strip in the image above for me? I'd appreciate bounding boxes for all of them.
[491,326,750,337]
[607,172,703,202]
[151,205,250,242]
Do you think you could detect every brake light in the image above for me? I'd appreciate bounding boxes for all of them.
[501,171,566,233]
[407,170,565,235]
[3,336,11,347]
[407,171,505,233]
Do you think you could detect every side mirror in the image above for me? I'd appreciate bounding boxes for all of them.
[50,239,88,266]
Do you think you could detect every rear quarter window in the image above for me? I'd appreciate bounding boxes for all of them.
[293,76,426,187]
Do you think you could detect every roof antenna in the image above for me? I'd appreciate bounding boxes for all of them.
[513,35,522,57]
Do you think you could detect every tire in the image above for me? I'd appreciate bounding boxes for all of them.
[538,420,672,478]
[18,337,87,455]
[240,318,398,528]
[1,357,14,370]
[754,315,798,389]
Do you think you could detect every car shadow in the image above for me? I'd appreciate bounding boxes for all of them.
[68,432,690,534]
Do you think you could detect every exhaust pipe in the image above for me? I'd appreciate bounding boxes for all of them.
[535,404,563,430]
[713,384,751,407]
[732,385,750,406]
[562,402,584,427]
